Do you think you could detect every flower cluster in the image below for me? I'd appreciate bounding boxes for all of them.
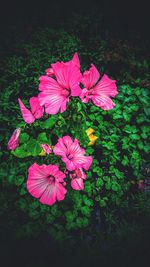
[27,136,92,205]
[18,53,118,123]
[7,53,118,206]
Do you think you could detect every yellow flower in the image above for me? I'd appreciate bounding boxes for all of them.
[39,149,46,156]
[86,128,95,136]
[88,134,98,146]
[86,127,98,146]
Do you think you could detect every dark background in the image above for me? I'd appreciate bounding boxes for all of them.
[1,0,150,39]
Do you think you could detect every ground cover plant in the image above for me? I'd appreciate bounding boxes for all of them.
[0,26,150,243]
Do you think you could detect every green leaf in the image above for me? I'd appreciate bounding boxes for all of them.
[102,141,114,150]
[19,133,29,143]
[88,114,95,120]
[111,181,120,191]
[86,147,94,154]
[113,169,124,179]
[95,115,103,122]
[83,195,93,206]
[27,139,41,156]
[123,112,130,121]
[16,122,26,128]
[81,206,91,216]
[46,214,55,223]
[12,144,31,158]
[103,176,110,182]
[121,155,129,166]
[131,151,140,160]
[137,141,144,150]
[77,102,82,111]
[144,107,150,116]
[29,201,39,209]
[130,134,140,140]
[8,174,15,184]
[96,178,104,187]
[20,187,27,195]
[15,176,24,186]
[38,132,48,143]
[99,199,106,207]
[124,125,137,134]
[105,181,111,190]
[41,116,58,129]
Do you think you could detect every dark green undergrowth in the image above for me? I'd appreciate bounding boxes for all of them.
[0,26,150,243]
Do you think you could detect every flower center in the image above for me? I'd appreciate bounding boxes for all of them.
[47,175,55,184]
[75,169,81,177]
[88,88,94,96]
[62,88,70,97]
[70,171,77,179]
[67,153,74,160]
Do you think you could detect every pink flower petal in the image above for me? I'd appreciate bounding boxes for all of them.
[62,135,74,148]
[75,168,86,180]
[41,144,52,154]
[38,75,68,114]
[51,62,68,88]
[18,98,35,124]
[92,94,116,110]
[54,136,93,171]
[44,95,66,114]
[39,183,57,205]
[80,88,91,103]
[81,156,93,170]
[65,158,76,171]
[27,163,67,206]
[71,178,84,190]
[29,97,44,119]
[81,64,100,89]
[39,182,67,205]
[60,98,70,113]
[7,128,21,150]
[94,74,118,97]
[46,67,55,77]
[53,136,72,157]
[70,52,80,68]
[51,61,82,97]
[38,54,82,114]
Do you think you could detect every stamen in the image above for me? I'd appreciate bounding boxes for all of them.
[62,88,71,97]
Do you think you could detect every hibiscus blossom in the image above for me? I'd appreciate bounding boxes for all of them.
[53,136,92,171]
[18,97,44,124]
[45,52,80,77]
[70,168,86,190]
[27,163,67,206]
[7,128,21,150]
[80,64,118,110]
[38,53,82,114]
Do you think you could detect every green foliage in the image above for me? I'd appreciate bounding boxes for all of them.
[40,116,58,129]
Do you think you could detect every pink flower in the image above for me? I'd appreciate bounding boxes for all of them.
[18,97,44,124]
[80,64,118,110]
[64,52,80,68]
[38,53,82,114]
[7,128,21,150]
[70,168,86,190]
[40,144,52,154]
[45,52,80,77]
[27,163,67,206]
[53,135,92,171]
[45,67,55,77]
